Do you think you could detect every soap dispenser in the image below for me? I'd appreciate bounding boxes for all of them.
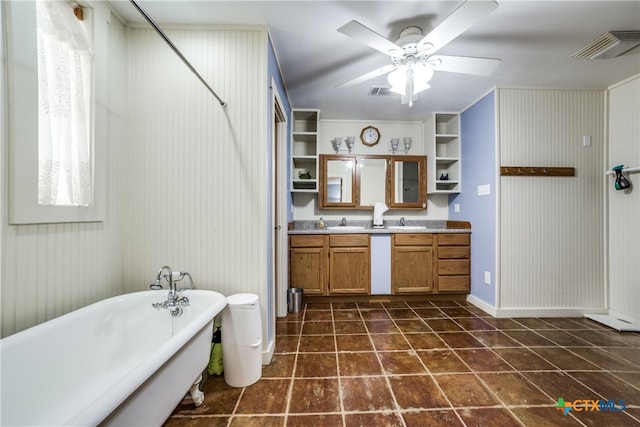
[318,217,325,229]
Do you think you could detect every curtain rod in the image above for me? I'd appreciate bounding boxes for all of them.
[129,0,227,107]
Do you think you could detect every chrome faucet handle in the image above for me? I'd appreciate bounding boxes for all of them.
[400,217,405,226]
[341,217,347,226]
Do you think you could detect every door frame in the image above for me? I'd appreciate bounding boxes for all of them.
[270,78,288,319]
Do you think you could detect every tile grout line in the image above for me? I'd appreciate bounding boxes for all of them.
[359,302,409,427]
[330,303,347,427]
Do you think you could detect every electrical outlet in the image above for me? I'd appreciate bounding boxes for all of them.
[484,271,491,285]
[477,184,490,196]
[454,203,460,213]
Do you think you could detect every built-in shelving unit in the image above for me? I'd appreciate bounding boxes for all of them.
[427,113,461,194]
[291,109,319,192]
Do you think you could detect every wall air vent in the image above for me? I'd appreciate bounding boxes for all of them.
[573,31,640,59]
[368,86,394,96]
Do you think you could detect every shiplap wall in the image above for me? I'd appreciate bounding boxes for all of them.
[1,7,127,337]
[498,89,605,312]
[607,75,640,322]
[124,27,270,340]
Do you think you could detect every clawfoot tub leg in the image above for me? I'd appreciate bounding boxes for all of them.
[189,374,205,407]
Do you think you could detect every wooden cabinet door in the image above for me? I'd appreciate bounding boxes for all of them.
[329,247,370,294]
[392,245,433,293]
[290,247,326,295]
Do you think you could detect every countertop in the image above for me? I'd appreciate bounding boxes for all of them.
[288,220,471,235]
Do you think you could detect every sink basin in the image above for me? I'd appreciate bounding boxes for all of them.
[326,225,366,230]
[387,226,427,230]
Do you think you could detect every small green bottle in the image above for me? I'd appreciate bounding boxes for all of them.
[207,323,223,375]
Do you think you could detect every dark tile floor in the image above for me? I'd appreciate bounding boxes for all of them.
[165,300,640,426]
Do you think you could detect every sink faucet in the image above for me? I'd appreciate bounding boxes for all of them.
[341,217,347,226]
[150,265,191,316]
[400,217,405,226]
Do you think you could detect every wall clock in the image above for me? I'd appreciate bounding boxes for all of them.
[360,125,380,147]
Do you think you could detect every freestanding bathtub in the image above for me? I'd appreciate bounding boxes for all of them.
[0,289,227,426]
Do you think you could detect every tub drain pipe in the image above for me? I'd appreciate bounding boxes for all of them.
[129,0,228,108]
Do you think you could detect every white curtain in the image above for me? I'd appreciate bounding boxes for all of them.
[36,0,93,206]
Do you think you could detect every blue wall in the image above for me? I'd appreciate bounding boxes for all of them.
[449,92,497,307]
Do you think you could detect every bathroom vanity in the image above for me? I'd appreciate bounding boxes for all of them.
[288,222,470,298]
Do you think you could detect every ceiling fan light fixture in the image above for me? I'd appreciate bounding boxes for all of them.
[387,64,433,97]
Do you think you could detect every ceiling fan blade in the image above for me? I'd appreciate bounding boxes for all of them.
[429,55,501,76]
[338,20,400,56]
[336,64,397,88]
[418,0,498,53]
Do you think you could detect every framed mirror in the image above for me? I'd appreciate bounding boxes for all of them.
[389,156,426,209]
[319,155,356,207]
[357,156,387,207]
[319,154,426,209]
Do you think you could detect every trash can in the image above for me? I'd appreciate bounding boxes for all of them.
[221,293,262,387]
[287,288,304,313]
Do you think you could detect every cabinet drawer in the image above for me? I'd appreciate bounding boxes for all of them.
[330,234,369,247]
[437,233,470,246]
[290,234,325,248]
[394,233,433,246]
[438,246,470,259]
[438,276,470,292]
[437,259,470,275]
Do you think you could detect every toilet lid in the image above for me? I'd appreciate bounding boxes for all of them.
[226,293,259,307]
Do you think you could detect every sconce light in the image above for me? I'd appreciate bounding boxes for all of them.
[345,136,355,153]
[332,137,343,153]
[333,136,356,153]
[389,138,400,154]
[403,137,412,153]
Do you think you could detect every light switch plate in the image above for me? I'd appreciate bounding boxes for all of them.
[454,203,460,213]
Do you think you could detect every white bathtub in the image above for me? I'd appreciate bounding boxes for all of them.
[0,289,227,426]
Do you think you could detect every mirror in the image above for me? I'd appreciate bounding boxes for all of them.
[390,156,426,208]
[358,157,387,206]
[319,154,426,209]
[320,156,356,207]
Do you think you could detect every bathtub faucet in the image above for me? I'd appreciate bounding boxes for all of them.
[151,266,192,317]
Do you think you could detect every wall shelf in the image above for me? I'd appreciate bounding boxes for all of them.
[427,113,461,194]
[291,109,320,192]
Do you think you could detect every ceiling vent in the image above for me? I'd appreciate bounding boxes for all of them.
[573,31,640,59]
[368,86,394,96]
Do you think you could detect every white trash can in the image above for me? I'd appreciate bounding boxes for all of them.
[221,293,262,387]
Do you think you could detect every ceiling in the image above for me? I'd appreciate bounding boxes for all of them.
[109,1,640,121]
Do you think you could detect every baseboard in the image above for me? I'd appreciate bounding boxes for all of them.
[262,337,275,365]
[466,295,497,317]
[494,307,607,319]
[465,295,609,319]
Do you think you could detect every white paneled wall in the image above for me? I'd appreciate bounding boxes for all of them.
[1,9,127,337]
[294,119,449,220]
[607,75,640,322]
[320,120,425,156]
[124,27,270,330]
[498,89,605,312]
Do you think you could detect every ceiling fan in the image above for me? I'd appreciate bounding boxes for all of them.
[337,0,501,106]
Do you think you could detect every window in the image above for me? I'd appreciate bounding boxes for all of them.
[36,0,93,206]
